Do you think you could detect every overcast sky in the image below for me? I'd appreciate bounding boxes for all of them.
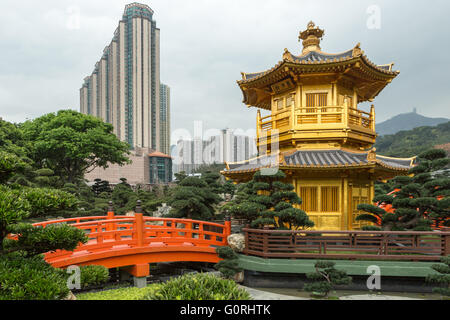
[1,0,449,142]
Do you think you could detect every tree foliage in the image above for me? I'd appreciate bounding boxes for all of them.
[426,255,450,297]
[357,149,450,231]
[224,170,314,230]
[214,246,242,279]
[168,176,222,220]
[20,110,131,183]
[375,121,450,158]
[303,261,352,297]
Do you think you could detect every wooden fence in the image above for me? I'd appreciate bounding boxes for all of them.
[242,228,450,261]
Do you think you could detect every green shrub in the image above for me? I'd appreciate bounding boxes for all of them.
[0,253,69,300]
[77,284,160,300]
[146,273,251,300]
[80,265,110,289]
[57,265,110,289]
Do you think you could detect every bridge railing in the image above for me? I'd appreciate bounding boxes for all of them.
[31,204,231,260]
[242,227,450,261]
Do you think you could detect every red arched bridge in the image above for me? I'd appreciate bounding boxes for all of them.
[32,210,231,278]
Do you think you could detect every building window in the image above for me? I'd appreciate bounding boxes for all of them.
[276,99,284,110]
[321,186,339,212]
[298,186,318,212]
[305,93,328,112]
[350,184,370,229]
[286,95,294,108]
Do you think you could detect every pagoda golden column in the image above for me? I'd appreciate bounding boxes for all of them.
[222,22,416,231]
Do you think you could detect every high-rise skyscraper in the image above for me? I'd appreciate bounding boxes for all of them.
[80,3,172,185]
[159,83,171,155]
[80,3,167,151]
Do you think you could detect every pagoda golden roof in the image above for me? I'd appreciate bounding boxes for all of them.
[238,22,400,110]
[221,148,416,180]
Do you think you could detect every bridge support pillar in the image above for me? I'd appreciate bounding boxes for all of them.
[133,277,147,289]
[123,264,150,288]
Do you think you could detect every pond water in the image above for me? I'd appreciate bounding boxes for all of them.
[254,287,446,300]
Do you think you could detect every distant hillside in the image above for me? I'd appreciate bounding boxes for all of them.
[374,121,450,158]
[376,111,449,136]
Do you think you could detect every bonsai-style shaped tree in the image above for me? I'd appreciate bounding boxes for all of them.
[174,171,188,184]
[214,246,242,279]
[168,176,222,220]
[201,171,224,195]
[426,255,450,297]
[0,184,87,300]
[222,180,237,201]
[92,178,112,196]
[356,149,450,231]
[303,261,352,298]
[225,170,314,230]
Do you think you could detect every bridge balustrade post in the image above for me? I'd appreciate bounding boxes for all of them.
[106,201,115,240]
[224,215,232,245]
[135,200,144,247]
[185,221,192,240]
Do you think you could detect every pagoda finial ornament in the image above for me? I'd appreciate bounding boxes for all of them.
[299,21,325,55]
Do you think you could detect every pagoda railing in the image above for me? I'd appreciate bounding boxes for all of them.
[257,105,375,136]
[243,228,450,261]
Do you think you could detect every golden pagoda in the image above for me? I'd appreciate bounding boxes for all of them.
[221,22,416,231]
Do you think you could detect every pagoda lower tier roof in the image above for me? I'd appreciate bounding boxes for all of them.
[223,149,416,175]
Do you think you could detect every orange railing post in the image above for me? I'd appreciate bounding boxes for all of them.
[106,201,115,240]
[224,214,232,244]
[135,200,144,247]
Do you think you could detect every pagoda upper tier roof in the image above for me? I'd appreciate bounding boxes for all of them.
[240,45,398,83]
[222,149,415,175]
[238,41,399,109]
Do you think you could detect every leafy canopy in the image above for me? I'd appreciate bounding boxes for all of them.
[20,110,131,183]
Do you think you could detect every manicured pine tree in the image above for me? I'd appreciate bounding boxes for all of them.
[174,171,188,184]
[92,178,112,196]
[222,180,236,201]
[225,170,314,230]
[201,171,223,195]
[426,255,450,297]
[357,149,450,231]
[214,246,243,279]
[168,176,222,220]
[303,261,352,298]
